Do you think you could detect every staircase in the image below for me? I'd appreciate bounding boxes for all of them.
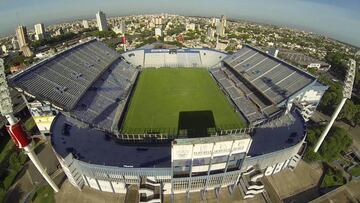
[139,177,162,203]
[238,166,265,199]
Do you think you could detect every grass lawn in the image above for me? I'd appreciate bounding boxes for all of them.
[121,68,246,134]
[32,185,55,203]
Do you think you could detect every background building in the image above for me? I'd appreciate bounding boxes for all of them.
[112,21,126,34]
[82,20,89,29]
[153,16,162,26]
[212,18,220,26]
[207,28,215,39]
[34,23,45,40]
[96,11,108,31]
[16,26,29,47]
[11,37,19,50]
[186,23,196,31]
[15,25,33,57]
[1,45,7,54]
[216,15,226,37]
[155,27,162,37]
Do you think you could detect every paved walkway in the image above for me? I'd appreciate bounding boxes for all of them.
[55,181,125,203]
[266,160,323,203]
[310,179,360,203]
[163,187,266,203]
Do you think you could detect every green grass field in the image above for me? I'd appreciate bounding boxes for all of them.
[121,68,246,134]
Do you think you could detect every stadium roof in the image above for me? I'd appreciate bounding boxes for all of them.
[50,110,305,167]
[51,114,171,167]
[247,110,306,156]
[8,39,120,111]
[223,45,317,105]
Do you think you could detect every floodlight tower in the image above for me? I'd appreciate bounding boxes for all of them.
[314,59,356,153]
[0,59,59,192]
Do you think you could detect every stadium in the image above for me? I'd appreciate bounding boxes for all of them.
[8,39,328,201]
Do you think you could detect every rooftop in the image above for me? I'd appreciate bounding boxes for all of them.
[247,110,306,156]
[50,110,305,167]
[51,114,171,167]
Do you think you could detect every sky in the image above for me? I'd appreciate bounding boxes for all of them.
[0,0,359,47]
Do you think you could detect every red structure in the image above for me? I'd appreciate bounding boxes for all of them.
[6,121,31,148]
[121,35,126,44]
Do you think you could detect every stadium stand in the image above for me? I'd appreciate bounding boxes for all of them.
[9,39,138,133]
[211,45,319,123]
[198,49,227,67]
[9,39,120,110]
[210,65,278,123]
[122,50,145,67]
[71,59,138,132]
[122,48,226,68]
[223,45,315,104]
[144,49,202,67]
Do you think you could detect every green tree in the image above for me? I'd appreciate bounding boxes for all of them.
[303,125,352,163]
[9,153,21,171]
[0,187,6,203]
[167,25,185,36]
[85,30,117,38]
[319,127,352,162]
[318,77,343,115]
[32,32,77,48]
[339,100,358,125]
[303,126,324,162]
[325,51,348,81]
[354,111,360,126]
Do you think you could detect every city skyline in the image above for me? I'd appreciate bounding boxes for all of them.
[0,0,360,47]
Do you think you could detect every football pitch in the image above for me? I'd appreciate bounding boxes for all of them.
[121,68,246,134]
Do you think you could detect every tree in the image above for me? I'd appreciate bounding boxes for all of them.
[225,45,236,53]
[319,127,352,162]
[85,30,116,38]
[353,70,360,94]
[0,188,5,203]
[339,100,358,125]
[9,153,21,171]
[318,86,342,115]
[167,25,185,36]
[32,32,77,48]
[325,51,348,81]
[303,125,352,163]
[354,111,360,126]
[317,75,343,115]
[303,125,324,162]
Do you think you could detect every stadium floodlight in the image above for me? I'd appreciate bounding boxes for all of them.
[0,59,59,192]
[314,59,356,153]
[0,59,13,116]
